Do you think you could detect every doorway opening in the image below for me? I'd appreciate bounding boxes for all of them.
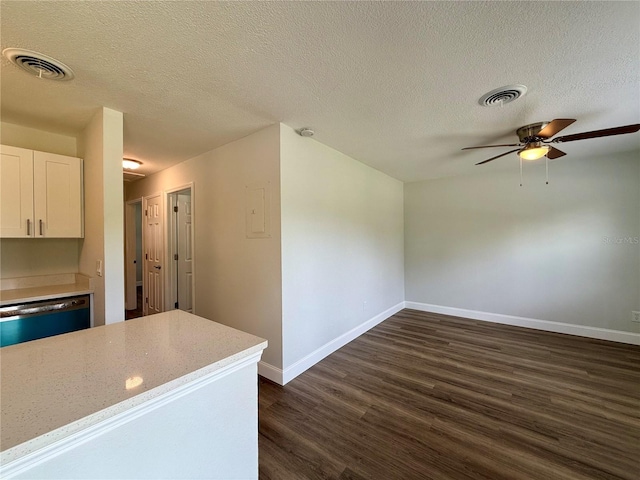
[167,186,194,313]
[125,199,143,319]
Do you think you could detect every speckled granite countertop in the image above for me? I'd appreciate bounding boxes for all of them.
[0,273,94,306]
[0,310,267,463]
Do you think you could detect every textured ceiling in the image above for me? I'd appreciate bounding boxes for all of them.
[1,1,638,181]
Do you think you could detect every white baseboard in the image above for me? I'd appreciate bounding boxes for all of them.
[405,301,640,346]
[259,300,639,387]
[258,361,283,385]
[258,302,405,385]
[276,301,405,385]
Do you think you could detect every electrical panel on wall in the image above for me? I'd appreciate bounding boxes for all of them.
[245,182,271,238]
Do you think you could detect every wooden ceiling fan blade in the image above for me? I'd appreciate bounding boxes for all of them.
[475,148,521,165]
[553,124,640,143]
[537,119,577,139]
[546,146,566,160]
[462,144,521,150]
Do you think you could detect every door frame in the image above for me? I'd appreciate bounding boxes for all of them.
[164,182,196,314]
[124,198,142,311]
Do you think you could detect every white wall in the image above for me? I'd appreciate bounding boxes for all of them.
[405,152,640,334]
[101,109,125,324]
[0,122,80,278]
[0,239,80,278]
[280,124,405,372]
[77,108,124,326]
[1,122,78,157]
[125,124,282,368]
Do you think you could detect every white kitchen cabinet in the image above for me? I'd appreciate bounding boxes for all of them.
[0,145,34,237]
[33,151,83,237]
[0,145,83,238]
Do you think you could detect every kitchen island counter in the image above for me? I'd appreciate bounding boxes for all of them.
[0,310,267,479]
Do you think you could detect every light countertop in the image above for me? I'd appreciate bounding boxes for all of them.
[0,273,94,306]
[0,310,267,463]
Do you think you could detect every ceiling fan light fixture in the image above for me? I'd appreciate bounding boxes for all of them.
[519,145,549,161]
[123,158,142,170]
[465,119,640,167]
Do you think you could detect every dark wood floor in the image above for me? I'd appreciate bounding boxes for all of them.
[258,309,640,480]
[125,285,143,320]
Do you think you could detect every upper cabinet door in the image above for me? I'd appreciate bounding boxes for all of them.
[0,145,34,238]
[33,151,83,238]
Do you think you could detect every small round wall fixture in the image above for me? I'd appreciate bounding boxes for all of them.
[2,48,75,81]
[123,158,143,170]
[297,127,314,137]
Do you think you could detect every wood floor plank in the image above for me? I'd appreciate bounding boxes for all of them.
[259,309,640,479]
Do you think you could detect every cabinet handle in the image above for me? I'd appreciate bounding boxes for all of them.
[27,219,31,236]
[39,219,43,236]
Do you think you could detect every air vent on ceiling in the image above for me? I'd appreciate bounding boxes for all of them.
[2,48,75,81]
[479,85,527,107]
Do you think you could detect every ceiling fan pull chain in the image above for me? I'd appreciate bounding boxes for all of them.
[519,156,523,187]
[545,156,549,185]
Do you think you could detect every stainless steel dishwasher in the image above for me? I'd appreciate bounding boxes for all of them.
[0,295,90,348]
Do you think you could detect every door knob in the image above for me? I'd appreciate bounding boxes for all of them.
[154,265,161,270]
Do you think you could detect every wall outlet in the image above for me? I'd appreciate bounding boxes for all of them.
[96,260,103,277]
[632,311,640,323]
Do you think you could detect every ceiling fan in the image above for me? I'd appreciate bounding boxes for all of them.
[463,119,640,165]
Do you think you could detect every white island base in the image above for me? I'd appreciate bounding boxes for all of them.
[0,310,267,480]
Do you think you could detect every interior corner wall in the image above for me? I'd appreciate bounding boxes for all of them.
[77,108,124,326]
[124,124,283,368]
[404,151,640,334]
[279,124,405,373]
[0,122,81,278]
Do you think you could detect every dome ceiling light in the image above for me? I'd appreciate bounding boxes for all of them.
[123,158,143,170]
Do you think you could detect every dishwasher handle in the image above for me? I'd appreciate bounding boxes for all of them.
[0,298,88,319]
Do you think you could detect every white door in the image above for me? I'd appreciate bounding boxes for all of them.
[0,145,33,238]
[177,192,193,312]
[124,200,141,311]
[144,194,164,316]
[33,151,83,238]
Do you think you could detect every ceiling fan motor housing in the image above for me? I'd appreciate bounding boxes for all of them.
[516,122,549,143]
